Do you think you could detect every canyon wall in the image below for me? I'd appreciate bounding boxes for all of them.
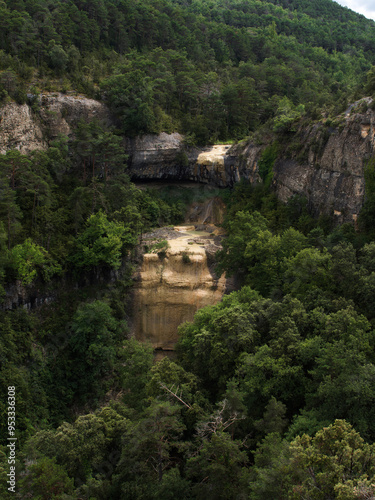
[0,92,112,154]
[272,101,375,222]
[2,95,375,221]
[133,227,227,350]
[127,99,375,222]
[125,133,238,186]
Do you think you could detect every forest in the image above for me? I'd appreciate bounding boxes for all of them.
[1,0,375,498]
[2,0,375,141]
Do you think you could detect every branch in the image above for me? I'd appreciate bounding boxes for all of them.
[160,383,192,409]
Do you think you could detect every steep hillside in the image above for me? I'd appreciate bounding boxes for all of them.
[3,2,375,499]
[1,0,375,142]
[1,92,373,223]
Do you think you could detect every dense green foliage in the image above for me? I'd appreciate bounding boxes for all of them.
[1,175,375,498]
[3,0,375,497]
[0,122,191,294]
[1,0,375,142]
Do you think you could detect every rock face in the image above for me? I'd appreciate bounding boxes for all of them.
[0,102,47,154]
[38,93,112,139]
[127,135,238,186]
[272,105,375,222]
[2,94,375,221]
[185,196,226,225]
[224,101,375,222]
[126,99,375,221]
[0,93,112,154]
[126,132,183,176]
[133,227,227,350]
[1,280,55,311]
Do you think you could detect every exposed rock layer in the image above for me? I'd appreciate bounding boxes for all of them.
[127,100,375,222]
[133,227,227,350]
[126,135,238,186]
[0,102,47,154]
[2,96,375,220]
[185,196,226,225]
[272,106,374,222]
[0,92,112,154]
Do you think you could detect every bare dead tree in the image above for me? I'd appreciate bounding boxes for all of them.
[159,382,192,409]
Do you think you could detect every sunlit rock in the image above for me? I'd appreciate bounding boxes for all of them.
[133,226,227,350]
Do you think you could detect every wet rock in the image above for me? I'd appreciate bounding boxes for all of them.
[133,227,227,350]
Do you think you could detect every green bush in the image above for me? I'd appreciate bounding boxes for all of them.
[182,251,191,264]
[10,239,61,285]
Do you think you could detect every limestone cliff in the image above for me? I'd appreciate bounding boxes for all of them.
[125,132,183,179]
[225,99,375,222]
[185,196,226,225]
[272,100,375,222]
[0,102,47,154]
[0,92,112,154]
[126,135,238,186]
[2,93,375,221]
[133,227,227,350]
[126,99,375,221]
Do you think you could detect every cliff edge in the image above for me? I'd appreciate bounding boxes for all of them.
[1,95,375,221]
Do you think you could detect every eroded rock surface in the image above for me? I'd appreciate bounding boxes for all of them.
[38,93,112,139]
[126,99,375,221]
[0,103,46,154]
[133,226,227,350]
[185,196,226,225]
[2,94,375,221]
[0,93,112,154]
[127,136,238,186]
[272,103,375,222]
[226,100,375,222]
